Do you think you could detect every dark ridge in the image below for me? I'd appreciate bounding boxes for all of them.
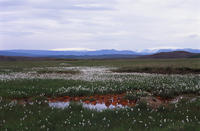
[0,56,67,61]
[139,51,199,59]
[190,54,200,58]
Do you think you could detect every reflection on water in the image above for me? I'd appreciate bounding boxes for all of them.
[48,94,136,111]
[82,103,125,111]
[49,102,70,109]
[48,101,126,111]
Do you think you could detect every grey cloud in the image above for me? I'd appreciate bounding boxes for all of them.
[0,0,200,50]
[0,0,26,7]
[0,31,33,37]
[0,0,115,10]
[188,34,200,38]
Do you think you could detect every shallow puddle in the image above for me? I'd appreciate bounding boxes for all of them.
[49,102,70,109]
[48,94,136,111]
[12,94,198,111]
[48,101,127,111]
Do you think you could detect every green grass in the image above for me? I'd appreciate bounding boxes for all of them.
[37,69,80,74]
[0,74,199,99]
[69,58,200,69]
[111,67,200,74]
[124,91,149,101]
[0,67,24,74]
[0,98,200,131]
[0,58,200,69]
[0,60,68,69]
[0,59,200,130]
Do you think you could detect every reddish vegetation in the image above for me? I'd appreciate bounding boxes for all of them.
[13,94,187,108]
[48,94,137,107]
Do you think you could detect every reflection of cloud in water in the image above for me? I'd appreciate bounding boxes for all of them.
[49,102,70,109]
[49,102,126,111]
[82,103,125,111]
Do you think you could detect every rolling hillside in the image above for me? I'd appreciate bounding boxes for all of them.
[140,51,199,59]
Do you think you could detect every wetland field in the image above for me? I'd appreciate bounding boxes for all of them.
[0,58,200,131]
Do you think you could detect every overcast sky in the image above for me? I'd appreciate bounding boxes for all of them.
[0,0,200,51]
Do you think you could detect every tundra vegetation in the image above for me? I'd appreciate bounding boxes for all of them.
[0,58,200,131]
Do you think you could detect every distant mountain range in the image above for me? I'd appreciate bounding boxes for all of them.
[0,49,139,57]
[0,48,199,59]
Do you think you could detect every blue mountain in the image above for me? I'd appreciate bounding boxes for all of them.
[0,48,199,58]
[0,49,140,57]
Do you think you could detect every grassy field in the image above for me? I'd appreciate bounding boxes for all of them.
[0,58,200,130]
[0,58,200,68]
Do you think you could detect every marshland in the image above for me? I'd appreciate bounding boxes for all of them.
[0,58,200,130]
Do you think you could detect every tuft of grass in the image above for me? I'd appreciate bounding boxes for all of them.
[124,91,149,101]
[152,89,177,99]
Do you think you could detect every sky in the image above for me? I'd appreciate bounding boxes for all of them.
[0,0,200,51]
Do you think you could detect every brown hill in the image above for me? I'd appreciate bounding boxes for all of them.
[140,51,198,59]
[0,56,62,61]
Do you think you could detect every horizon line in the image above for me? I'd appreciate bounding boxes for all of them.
[0,47,200,52]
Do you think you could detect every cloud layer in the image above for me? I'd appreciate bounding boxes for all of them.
[0,0,200,50]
